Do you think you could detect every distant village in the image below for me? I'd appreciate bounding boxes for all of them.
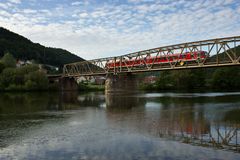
[16,59,59,73]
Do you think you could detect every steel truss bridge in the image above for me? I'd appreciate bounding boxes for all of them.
[63,36,240,77]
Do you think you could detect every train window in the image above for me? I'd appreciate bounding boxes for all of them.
[180,54,186,59]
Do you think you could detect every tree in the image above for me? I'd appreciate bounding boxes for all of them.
[156,71,174,90]
[0,62,5,73]
[0,64,49,91]
[15,65,39,85]
[155,69,207,90]
[0,52,16,68]
[24,71,49,90]
[0,68,16,89]
[191,69,207,89]
[210,67,240,90]
[171,70,193,89]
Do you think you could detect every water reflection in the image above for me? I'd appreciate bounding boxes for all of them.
[105,92,240,152]
[0,92,240,159]
[105,93,146,112]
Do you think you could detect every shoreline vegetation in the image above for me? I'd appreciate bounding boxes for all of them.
[0,53,239,92]
[139,66,240,92]
[0,52,105,92]
[78,83,105,91]
[0,53,49,91]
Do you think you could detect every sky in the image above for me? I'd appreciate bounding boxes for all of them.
[0,0,240,59]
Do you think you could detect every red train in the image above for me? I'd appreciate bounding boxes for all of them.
[106,51,207,68]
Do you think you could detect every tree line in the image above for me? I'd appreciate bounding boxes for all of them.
[141,66,240,91]
[0,53,51,91]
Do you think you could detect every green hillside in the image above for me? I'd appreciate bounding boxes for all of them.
[209,45,240,62]
[0,27,84,68]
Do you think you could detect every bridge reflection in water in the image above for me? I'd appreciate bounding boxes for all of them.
[104,93,240,152]
[0,92,239,155]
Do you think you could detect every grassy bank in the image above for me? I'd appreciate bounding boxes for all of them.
[78,83,105,91]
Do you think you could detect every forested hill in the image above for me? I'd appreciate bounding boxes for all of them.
[0,27,84,68]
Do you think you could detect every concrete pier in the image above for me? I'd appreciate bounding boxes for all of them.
[105,73,139,94]
[60,77,78,91]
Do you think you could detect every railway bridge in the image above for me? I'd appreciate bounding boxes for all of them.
[59,36,240,92]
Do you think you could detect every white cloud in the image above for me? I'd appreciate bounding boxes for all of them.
[71,1,89,6]
[0,2,14,9]
[71,1,82,6]
[8,0,21,4]
[23,9,37,14]
[0,3,8,9]
[79,12,88,18]
[0,10,11,17]
[128,0,155,3]
[0,0,240,59]
[237,6,240,13]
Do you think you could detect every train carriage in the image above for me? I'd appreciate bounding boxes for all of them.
[106,51,207,69]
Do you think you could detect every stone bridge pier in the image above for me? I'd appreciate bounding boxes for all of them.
[60,77,78,91]
[105,73,139,94]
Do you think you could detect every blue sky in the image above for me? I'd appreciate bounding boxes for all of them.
[0,0,240,59]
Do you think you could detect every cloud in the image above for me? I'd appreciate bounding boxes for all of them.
[79,12,88,18]
[22,9,37,14]
[0,3,9,9]
[0,0,239,59]
[71,1,89,6]
[0,10,11,17]
[71,1,82,6]
[8,0,21,4]
[128,0,155,3]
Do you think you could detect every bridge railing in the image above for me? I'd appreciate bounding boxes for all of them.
[63,36,240,77]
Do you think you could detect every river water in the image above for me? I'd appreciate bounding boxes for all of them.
[0,91,240,160]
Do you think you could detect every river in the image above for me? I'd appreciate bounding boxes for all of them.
[0,91,240,160]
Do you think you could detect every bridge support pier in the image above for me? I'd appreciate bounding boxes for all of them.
[60,77,78,91]
[105,73,139,94]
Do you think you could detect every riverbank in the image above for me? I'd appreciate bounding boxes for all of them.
[78,83,105,91]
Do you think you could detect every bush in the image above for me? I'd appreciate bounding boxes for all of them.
[0,52,16,68]
[140,83,155,90]
[15,65,39,85]
[210,67,240,90]
[0,68,16,88]
[0,62,5,73]
[0,64,49,91]
[6,84,25,91]
[155,71,174,90]
[24,80,37,90]
[78,82,89,91]
[78,83,104,91]
[24,71,48,90]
